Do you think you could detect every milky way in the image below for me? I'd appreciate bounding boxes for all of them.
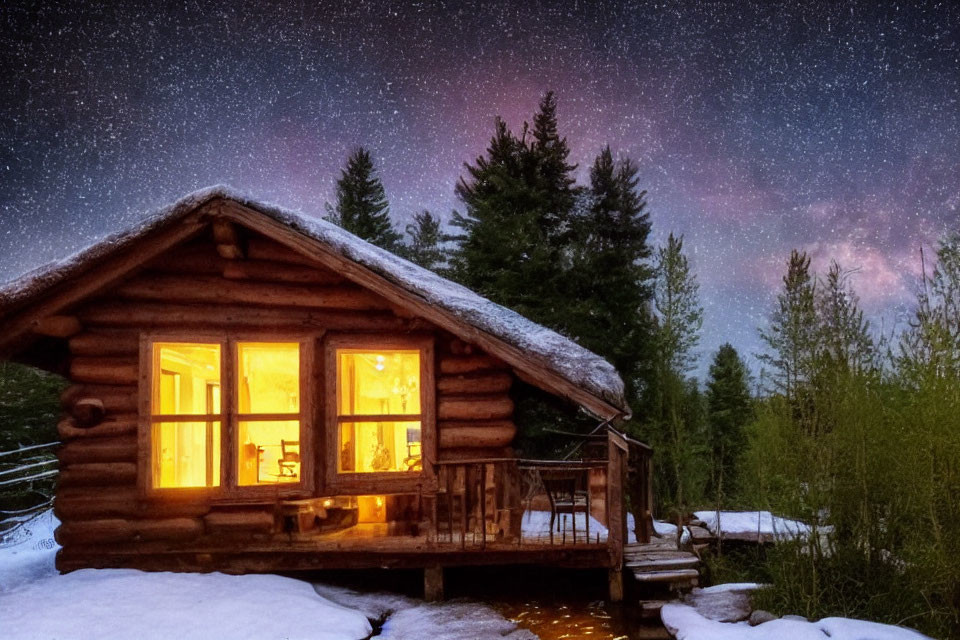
[1,1,958,376]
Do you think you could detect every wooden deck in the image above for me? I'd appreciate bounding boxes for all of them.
[623,537,700,590]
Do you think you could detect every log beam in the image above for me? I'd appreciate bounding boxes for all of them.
[424,565,444,601]
[61,385,137,415]
[437,395,514,421]
[70,398,105,427]
[437,372,512,395]
[58,462,137,487]
[58,416,137,440]
[69,358,138,385]
[212,219,244,259]
[32,315,83,338]
[222,259,345,285]
[58,436,137,465]
[437,422,517,449]
[438,355,509,375]
[68,332,139,356]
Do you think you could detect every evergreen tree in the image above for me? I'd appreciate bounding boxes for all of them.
[645,233,705,515]
[448,94,577,329]
[566,146,654,400]
[758,250,818,401]
[326,147,402,251]
[705,343,752,505]
[404,210,445,271]
[816,261,875,376]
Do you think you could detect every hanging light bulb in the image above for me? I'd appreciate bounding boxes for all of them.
[375,355,385,371]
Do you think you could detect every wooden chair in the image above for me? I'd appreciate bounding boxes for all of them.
[540,468,590,543]
[278,440,300,478]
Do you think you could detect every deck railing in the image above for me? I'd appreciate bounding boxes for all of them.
[0,441,59,542]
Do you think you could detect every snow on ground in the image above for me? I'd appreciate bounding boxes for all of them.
[661,603,932,640]
[520,509,692,546]
[694,510,826,542]
[0,510,535,640]
[0,508,60,592]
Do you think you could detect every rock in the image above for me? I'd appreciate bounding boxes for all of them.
[749,609,778,626]
[782,614,809,622]
[682,588,751,623]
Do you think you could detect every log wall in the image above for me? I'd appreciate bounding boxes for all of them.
[51,229,520,568]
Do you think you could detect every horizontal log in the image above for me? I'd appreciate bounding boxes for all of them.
[61,385,137,414]
[68,331,139,356]
[222,259,345,285]
[437,372,512,395]
[145,244,227,274]
[80,301,418,332]
[70,358,138,385]
[448,339,475,355]
[246,237,328,267]
[58,436,138,465]
[437,395,514,420]
[439,355,508,375]
[55,488,211,520]
[32,315,82,338]
[437,447,514,461]
[114,274,387,310]
[438,423,517,449]
[204,510,275,533]
[56,519,135,545]
[135,517,204,542]
[58,416,138,440]
[58,462,137,487]
[71,398,105,427]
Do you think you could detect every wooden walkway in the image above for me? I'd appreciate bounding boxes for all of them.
[623,536,700,590]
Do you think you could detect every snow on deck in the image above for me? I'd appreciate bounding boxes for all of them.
[0,185,628,416]
[661,603,931,640]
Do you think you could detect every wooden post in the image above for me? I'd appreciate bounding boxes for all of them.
[608,567,624,603]
[424,565,444,601]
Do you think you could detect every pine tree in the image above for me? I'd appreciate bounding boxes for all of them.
[816,261,875,376]
[653,233,703,375]
[705,344,752,505]
[326,147,402,251]
[448,95,576,329]
[758,249,818,401]
[566,146,654,399]
[404,210,445,271]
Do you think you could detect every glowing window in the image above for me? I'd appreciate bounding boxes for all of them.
[150,343,221,488]
[237,342,301,485]
[336,350,422,473]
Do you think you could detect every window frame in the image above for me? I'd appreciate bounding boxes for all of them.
[138,331,314,500]
[323,333,436,494]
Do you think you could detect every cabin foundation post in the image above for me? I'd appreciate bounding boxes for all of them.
[424,565,444,601]
[608,567,624,602]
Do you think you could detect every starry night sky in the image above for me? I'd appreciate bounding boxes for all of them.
[1,1,958,376]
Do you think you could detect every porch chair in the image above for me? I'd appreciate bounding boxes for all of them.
[539,468,590,543]
[278,440,300,478]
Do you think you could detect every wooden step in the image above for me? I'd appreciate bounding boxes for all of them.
[626,555,700,572]
[631,568,700,583]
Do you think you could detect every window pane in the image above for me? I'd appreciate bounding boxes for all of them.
[338,421,421,473]
[152,421,221,488]
[153,343,221,415]
[337,350,420,416]
[238,420,301,485]
[238,342,300,414]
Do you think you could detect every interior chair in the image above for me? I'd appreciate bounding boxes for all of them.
[278,440,300,478]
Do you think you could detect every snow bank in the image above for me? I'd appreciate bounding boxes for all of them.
[0,509,60,592]
[661,603,931,640]
[1,569,373,640]
[694,510,824,542]
[313,584,536,640]
[520,509,612,542]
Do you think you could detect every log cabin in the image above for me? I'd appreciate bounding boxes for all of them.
[0,186,654,600]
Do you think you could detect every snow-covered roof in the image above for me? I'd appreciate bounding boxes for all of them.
[0,185,629,417]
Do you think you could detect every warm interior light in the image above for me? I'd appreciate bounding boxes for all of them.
[151,343,221,488]
[237,342,301,486]
[337,349,422,474]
